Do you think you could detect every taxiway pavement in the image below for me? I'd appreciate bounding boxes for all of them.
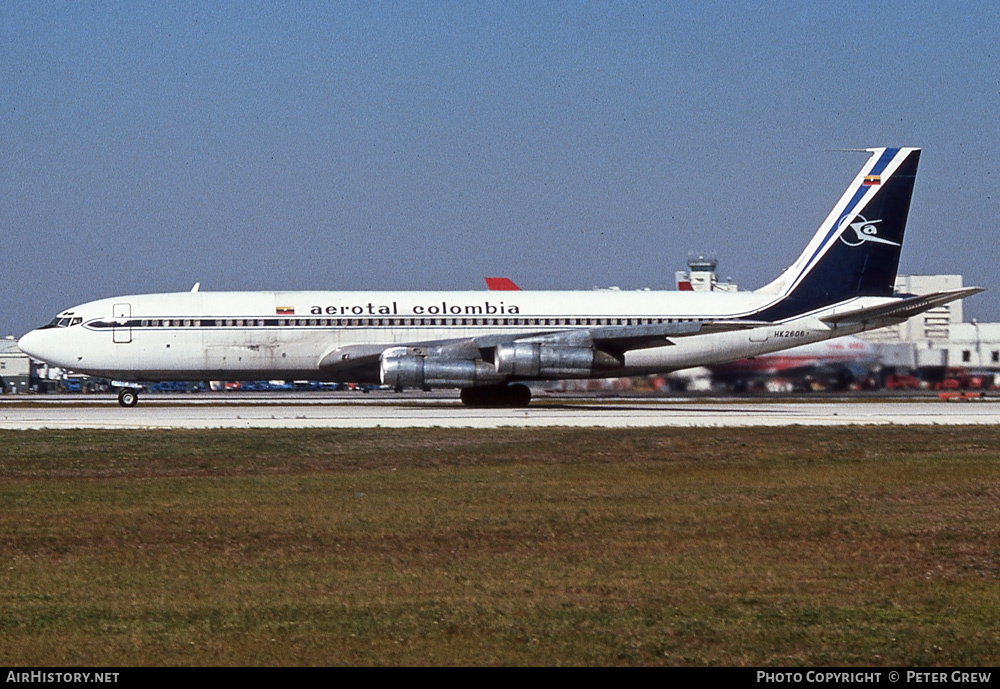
[2,392,999,429]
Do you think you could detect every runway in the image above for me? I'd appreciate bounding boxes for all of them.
[2,392,1000,429]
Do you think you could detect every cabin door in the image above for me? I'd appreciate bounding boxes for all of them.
[113,303,132,344]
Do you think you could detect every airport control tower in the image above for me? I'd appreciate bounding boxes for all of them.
[675,253,739,292]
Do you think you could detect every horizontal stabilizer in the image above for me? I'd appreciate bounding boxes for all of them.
[821,288,984,328]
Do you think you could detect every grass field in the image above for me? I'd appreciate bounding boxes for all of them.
[2,426,998,666]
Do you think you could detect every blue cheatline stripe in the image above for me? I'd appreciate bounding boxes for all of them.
[790,148,901,292]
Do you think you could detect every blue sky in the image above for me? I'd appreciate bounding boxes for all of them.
[3,1,999,336]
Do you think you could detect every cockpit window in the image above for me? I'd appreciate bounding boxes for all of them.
[42,315,81,329]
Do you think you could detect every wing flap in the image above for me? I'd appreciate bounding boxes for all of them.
[591,319,770,350]
[478,319,770,351]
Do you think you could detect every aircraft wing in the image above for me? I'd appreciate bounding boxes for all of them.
[820,288,984,329]
[472,319,768,353]
[316,343,390,378]
[316,319,768,374]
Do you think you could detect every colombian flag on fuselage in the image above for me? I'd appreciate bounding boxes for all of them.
[863,175,881,186]
[276,306,295,315]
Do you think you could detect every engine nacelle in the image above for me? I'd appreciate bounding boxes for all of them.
[494,343,620,378]
[380,348,504,390]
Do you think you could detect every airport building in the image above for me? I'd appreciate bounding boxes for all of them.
[859,275,1000,370]
[0,337,31,394]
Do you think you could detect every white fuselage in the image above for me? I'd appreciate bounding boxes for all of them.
[18,288,878,383]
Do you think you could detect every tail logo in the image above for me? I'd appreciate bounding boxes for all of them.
[838,215,900,247]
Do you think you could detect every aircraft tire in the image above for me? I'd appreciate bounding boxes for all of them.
[506,383,532,407]
[459,387,488,407]
[460,384,532,408]
[117,388,138,408]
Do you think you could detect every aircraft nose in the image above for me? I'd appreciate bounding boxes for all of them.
[17,330,42,358]
[17,329,62,366]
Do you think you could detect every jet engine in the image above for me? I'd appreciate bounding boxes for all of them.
[380,347,503,390]
[494,343,620,378]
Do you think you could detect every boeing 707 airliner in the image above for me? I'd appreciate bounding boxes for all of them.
[19,147,981,407]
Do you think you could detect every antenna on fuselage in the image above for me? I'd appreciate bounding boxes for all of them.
[190,282,201,293]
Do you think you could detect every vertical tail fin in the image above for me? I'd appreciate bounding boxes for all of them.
[485,277,522,291]
[756,147,920,320]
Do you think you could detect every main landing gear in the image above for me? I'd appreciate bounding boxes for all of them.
[117,388,139,407]
[459,383,532,408]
